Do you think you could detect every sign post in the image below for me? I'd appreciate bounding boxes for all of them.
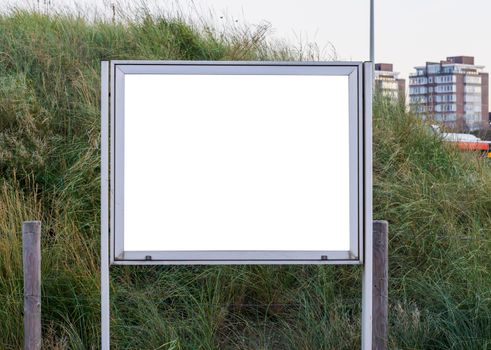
[362,59,373,350]
[100,61,110,350]
[101,60,373,349]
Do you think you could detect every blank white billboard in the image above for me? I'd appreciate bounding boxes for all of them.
[108,62,368,264]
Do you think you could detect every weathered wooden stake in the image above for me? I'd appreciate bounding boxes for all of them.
[23,221,41,350]
[373,220,388,350]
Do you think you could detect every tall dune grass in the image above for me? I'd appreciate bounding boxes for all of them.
[0,9,490,349]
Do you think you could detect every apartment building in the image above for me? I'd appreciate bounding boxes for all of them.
[375,63,405,101]
[409,56,489,131]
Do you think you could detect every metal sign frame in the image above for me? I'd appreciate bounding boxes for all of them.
[101,60,373,349]
[107,61,366,265]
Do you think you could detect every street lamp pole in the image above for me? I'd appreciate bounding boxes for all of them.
[370,0,375,63]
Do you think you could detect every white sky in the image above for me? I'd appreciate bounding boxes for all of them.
[3,0,491,105]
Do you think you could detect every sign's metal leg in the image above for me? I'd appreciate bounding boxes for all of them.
[361,224,373,350]
[101,61,111,350]
[361,61,373,350]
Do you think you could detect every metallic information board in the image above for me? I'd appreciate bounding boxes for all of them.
[102,61,372,265]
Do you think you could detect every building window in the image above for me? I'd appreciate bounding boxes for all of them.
[464,86,481,93]
[428,65,440,74]
[464,76,481,84]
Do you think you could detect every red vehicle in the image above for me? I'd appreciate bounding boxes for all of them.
[431,125,491,158]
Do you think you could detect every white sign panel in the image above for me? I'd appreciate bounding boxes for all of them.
[107,61,370,264]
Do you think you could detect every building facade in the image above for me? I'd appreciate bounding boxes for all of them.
[409,56,489,131]
[375,63,405,101]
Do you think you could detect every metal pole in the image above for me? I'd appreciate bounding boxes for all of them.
[23,221,42,350]
[373,221,388,350]
[370,0,375,63]
[101,61,110,350]
[361,62,373,350]
[364,2,375,345]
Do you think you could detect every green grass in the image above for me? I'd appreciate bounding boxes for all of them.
[0,9,490,350]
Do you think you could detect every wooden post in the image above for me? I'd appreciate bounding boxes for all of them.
[23,221,41,350]
[372,220,388,350]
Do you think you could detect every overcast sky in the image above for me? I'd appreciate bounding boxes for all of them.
[4,0,491,103]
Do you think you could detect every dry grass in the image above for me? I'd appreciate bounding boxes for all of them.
[0,8,490,349]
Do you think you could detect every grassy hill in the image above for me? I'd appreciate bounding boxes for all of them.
[0,10,490,349]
